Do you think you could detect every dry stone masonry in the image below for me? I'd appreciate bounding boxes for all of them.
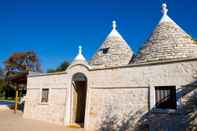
[135,22,197,63]
[134,3,197,64]
[90,21,133,68]
[23,3,197,131]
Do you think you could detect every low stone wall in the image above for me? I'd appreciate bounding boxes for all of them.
[23,74,67,125]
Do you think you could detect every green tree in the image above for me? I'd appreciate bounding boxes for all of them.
[0,67,4,78]
[0,67,5,97]
[5,51,42,73]
[192,38,197,43]
[3,51,42,99]
[47,61,70,73]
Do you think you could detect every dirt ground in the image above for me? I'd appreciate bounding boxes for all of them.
[0,110,85,131]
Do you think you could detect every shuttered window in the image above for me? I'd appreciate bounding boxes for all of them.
[41,88,49,103]
[155,86,176,109]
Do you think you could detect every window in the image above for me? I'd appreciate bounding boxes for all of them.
[41,88,49,103]
[99,47,109,54]
[155,86,176,109]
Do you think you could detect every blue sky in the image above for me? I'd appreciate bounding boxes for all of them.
[0,0,197,71]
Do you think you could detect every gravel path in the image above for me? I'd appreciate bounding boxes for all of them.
[0,110,85,131]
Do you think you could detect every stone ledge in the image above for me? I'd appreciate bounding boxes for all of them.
[28,72,67,78]
[91,57,197,71]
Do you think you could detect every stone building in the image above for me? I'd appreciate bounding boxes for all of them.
[23,3,197,131]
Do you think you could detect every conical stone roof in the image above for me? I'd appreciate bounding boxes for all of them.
[90,21,133,68]
[134,3,197,63]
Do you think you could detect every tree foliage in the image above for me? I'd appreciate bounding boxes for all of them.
[47,61,70,73]
[5,51,42,73]
[0,67,4,78]
[0,67,6,97]
[3,51,42,97]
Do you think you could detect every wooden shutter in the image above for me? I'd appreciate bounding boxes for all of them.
[155,86,176,109]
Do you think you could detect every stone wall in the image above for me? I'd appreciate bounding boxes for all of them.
[87,88,149,130]
[23,73,68,125]
[23,59,197,130]
[85,59,197,130]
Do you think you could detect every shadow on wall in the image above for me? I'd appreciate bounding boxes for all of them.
[98,80,197,131]
[98,107,146,131]
[178,81,197,131]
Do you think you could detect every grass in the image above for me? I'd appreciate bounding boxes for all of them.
[0,97,15,102]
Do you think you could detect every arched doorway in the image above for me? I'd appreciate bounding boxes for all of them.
[72,73,87,127]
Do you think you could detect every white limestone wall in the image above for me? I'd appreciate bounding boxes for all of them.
[85,60,197,130]
[23,59,197,130]
[23,73,68,125]
[87,88,149,130]
[89,61,197,88]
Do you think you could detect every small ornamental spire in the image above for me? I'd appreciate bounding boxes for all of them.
[74,45,86,61]
[159,3,174,24]
[108,20,122,37]
[79,45,82,54]
[162,3,168,15]
[112,20,117,30]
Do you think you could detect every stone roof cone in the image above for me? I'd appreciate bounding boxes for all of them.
[134,3,197,63]
[90,20,133,68]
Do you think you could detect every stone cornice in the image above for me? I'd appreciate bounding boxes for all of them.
[90,57,197,71]
[28,57,197,77]
[28,71,67,78]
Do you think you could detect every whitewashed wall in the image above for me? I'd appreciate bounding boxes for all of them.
[23,59,197,130]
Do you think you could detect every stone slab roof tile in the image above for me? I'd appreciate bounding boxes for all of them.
[134,3,197,64]
[90,21,133,68]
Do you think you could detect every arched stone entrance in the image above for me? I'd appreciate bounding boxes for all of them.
[71,73,87,127]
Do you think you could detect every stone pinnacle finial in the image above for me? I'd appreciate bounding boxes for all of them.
[112,20,117,30]
[79,45,82,54]
[162,3,168,15]
[74,45,86,61]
